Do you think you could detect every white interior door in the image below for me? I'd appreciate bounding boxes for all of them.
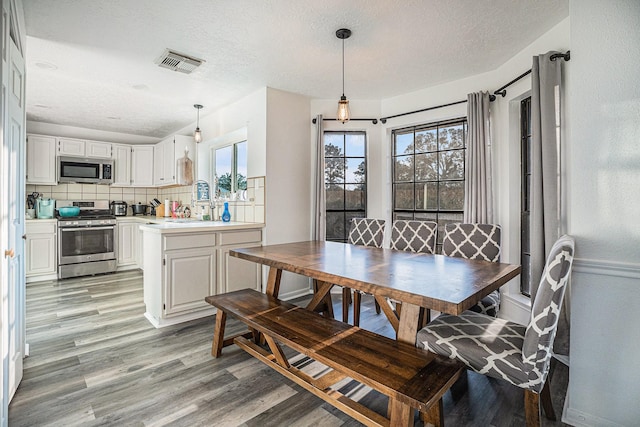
[3,31,25,408]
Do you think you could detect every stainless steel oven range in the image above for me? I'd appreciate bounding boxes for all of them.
[56,200,117,279]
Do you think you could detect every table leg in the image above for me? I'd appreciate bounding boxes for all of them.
[266,266,283,297]
[396,302,421,344]
[306,280,334,314]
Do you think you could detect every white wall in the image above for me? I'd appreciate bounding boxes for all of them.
[264,88,312,298]
[564,1,640,426]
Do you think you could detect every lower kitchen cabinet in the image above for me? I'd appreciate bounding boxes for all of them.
[25,220,57,282]
[164,247,216,315]
[141,225,262,328]
[218,229,262,294]
[116,220,138,268]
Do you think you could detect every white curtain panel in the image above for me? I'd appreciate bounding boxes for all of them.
[530,52,568,357]
[313,115,326,240]
[464,91,493,223]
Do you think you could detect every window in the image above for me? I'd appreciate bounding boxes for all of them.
[520,97,532,296]
[392,119,466,252]
[324,131,367,242]
[214,140,247,196]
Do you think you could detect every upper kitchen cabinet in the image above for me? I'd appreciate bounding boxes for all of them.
[86,140,112,158]
[131,145,154,187]
[154,135,195,187]
[112,143,132,186]
[106,144,153,187]
[57,137,85,157]
[26,134,57,185]
[57,137,112,158]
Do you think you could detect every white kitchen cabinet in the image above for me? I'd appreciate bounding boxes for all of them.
[117,220,138,267]
[218,229,262,293]
[26,134,57,185]
[131,145,154,187]
[153,137,169,185]
[86,140,112,158]
[136,224,145,270]
[25,220,57,282]
[153,135,195,187]
[57,137,86,157]
[112,143,132,186]
[164,247,216,315]
[141,224,263,328]
[143,230,217,327]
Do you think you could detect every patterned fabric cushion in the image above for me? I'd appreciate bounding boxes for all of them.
[521,235,575,385]
[467,290,500,317]
[348,218,385,248]
[442,223,502,316]
[442,223,501,262]
[418,235,575,394]
[390,220,437,254]
[417,313,530,388]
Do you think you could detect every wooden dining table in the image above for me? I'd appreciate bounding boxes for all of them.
[231,240,521,345]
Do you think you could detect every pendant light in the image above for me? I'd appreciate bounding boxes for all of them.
[336,28,352,124]
[193,104,203,143]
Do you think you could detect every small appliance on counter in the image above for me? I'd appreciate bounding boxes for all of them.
[35,198,55,219]
[110,201,127,216]
[131,203,148,216]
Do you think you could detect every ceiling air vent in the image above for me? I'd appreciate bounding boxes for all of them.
[155,49,204,74]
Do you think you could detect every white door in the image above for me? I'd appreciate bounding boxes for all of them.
[2,37,26,408]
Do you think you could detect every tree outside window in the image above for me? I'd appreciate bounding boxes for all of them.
[392,119,466,252]
[324,131,367,242]
[215,141,247,197]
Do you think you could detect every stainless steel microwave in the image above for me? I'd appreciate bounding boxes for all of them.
[58,156,113,184]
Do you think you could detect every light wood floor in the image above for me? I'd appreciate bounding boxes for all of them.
[9,271,569,426]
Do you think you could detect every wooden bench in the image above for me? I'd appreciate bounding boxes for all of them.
[205,289,463,427]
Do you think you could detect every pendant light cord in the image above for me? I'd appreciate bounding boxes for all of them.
[341,38,345,97]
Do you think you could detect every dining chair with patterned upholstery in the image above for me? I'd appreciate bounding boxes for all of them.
[344,218,385,326]
[390,220,438,254]
[416,234,575,427]
[442,223,502,317]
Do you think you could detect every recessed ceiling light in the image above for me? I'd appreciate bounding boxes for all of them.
[34,61,58,70]
[34,104,51,109]
[107,116,121,120]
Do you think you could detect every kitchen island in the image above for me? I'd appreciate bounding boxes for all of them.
[140,220,264,328]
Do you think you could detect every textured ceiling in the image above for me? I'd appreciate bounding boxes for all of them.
[23,0,568,139]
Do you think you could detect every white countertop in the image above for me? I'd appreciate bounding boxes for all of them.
[136,217,264,233]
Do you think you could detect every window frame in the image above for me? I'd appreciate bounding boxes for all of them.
[324,130,368,243]
[520,96,532,297]
[212,139,247,196]
[391,118,467,252]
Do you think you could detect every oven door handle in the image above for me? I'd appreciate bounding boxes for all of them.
[59,226,115,231]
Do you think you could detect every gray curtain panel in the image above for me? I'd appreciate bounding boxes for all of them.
[530,52,568,356]
[464,91,493,223]
[313,114,326,240]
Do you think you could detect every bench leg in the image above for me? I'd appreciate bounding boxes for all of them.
[420,398,444,427]
[388,398,413,427]
[211,310,227,358]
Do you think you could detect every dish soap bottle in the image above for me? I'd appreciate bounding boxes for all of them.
[222,202,231,222]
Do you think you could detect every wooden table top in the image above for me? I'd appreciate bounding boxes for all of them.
[231,240,521,315]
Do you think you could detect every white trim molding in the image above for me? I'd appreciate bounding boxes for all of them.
[572,257,640,279]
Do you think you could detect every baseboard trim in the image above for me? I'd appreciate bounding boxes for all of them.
[563,391,623,427]
[278,288,313,301]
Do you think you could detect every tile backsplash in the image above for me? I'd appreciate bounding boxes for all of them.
[26,176,266,224]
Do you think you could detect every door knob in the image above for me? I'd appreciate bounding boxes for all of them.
[4,249,15,258]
